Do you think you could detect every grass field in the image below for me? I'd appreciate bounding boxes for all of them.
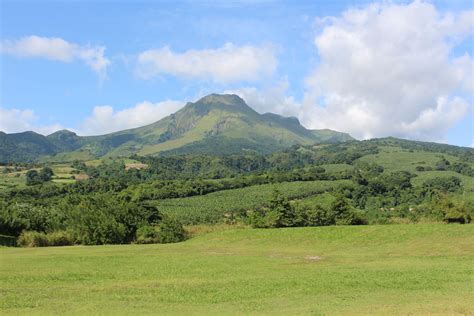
[357,146,460,173]
[1,224,472,315]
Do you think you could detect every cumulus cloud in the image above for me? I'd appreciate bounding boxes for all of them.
[1,36,110,79]
[136,43,276,83]
[0,108,63,135]
[302,1,473,141]
[80,100,184,135]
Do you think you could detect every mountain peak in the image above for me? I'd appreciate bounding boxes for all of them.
[47,129,77,137]
[184,93,257,117]
[198,93,245,106]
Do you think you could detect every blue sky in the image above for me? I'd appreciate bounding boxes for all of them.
[0,0,472,146]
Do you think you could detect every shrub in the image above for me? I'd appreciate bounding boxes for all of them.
[330,196,365,225]
[17,231,49,247]
[47,231,74,246]
[156,217,186,243]
[444,210,471,224]
[248,207,280,228]
[302,204,335,226]
[135,225,157,244]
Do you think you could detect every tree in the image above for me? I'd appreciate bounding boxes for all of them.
[39,167,54,182]
[156,217,186,243]
[329,196,363,225]
[25,170,41,186]
[268,190,297,227]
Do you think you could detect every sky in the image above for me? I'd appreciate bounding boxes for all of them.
[0,0,473,147]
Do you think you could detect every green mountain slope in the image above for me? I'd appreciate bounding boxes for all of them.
[0,94,353,162]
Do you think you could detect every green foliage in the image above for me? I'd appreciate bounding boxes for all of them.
[135,225,157,244]
[0,202,63,236]
[300,204,335,226]
[427,195,472,224]
[39,167,54,182]
[249,190,298,228]
[46,231,74,246]
[422,176,462,199]
[155,217,187,243]
[329,196,365,225]
[65,195,160,245]
[17,231,49,247]
[25,170,41,185]
[17,230,74,247]
[25,167,54,186]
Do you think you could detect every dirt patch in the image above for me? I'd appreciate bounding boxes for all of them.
[305,255,323,261]
[125,163,148,171]
[74,174,90,181]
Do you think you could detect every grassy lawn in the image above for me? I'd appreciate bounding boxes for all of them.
[1,224,473,315]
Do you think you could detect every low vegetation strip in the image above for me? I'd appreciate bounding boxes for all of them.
[1,224,472,315]
[155,180,352,224]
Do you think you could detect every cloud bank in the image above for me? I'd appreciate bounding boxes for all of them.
[136,43,276,83]
[301,1,473,141]
[1,36,110,79]
[0,108,63,135]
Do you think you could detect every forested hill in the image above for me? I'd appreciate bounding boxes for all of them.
[0,94,352,163]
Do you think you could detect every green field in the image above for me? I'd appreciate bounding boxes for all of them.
[357,146,460,173]
[155,180,352,224]
[1,224,473,315]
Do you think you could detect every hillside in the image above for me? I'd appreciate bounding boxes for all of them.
[0,94,352,163]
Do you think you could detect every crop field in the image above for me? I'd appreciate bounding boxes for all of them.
[1,224,472,315]
[155,180,352,224]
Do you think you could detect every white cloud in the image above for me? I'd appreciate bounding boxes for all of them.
[302,1,473,141]
[80,100,184,135]
[0,108,63,135]
[1,36,110,79]
[136,43,276,83]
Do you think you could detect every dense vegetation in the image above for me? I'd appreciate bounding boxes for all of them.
[1,137,473,247]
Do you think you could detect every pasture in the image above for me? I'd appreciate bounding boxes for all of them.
[1,224,473,315]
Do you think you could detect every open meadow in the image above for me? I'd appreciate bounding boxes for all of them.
[1,224,473,315]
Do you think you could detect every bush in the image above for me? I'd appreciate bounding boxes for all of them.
[248,207,280,228]
[156,217,186,243]
[330,196,365,225]
[302,204,335,226]
[444,211,471,224]
[47,231,74,246]
[17,231,49,247]
[135,225,157,244]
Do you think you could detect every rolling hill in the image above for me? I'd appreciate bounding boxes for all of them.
[0,94,352,162]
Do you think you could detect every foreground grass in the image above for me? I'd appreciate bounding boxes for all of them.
[1,224,473,315]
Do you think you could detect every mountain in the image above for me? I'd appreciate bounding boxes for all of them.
[0,94,352,162]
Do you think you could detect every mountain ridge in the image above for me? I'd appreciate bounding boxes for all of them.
[1,93,353,162]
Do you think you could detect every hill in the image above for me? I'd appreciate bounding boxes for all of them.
[0,94,352,163]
